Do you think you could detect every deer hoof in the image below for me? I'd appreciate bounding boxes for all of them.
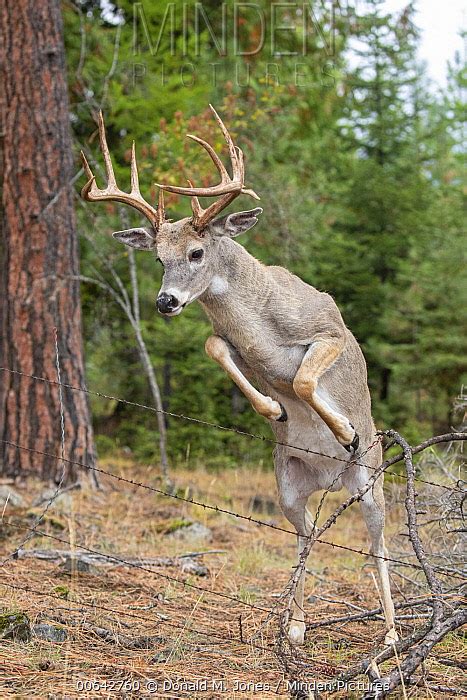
[276,403,288,422]
[384,628,399,645]
[344,427,359,454]
[288,622,305,645]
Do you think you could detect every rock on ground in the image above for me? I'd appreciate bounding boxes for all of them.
[33,624,68,643]
[0,485,24,508]
[167,522,213,543]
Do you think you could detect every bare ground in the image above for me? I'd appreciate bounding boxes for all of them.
[0,457,465,699]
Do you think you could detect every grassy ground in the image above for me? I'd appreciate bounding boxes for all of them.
[0,457,464,698]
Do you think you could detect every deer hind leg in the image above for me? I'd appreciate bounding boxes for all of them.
[292,340,358,451]
[359,481,398,645]
[275,452,317,646]
[205,335,287,421]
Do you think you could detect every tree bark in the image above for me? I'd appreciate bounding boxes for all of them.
[0,0,96,482]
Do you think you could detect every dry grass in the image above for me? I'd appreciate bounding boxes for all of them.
[0,457,464,698]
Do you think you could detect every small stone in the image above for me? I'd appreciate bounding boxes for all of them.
[168,522,212,543]
[32,489,71,510]
[250,495,277,515]
[61,556,100,574]
[0,612,31,641]
[0,485,24,508]
[179,558,208,576]
[152,648,174,663]
[331,637,350,650]
[33,624,67,643]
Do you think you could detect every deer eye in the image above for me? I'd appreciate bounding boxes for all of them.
[189,249,204,261]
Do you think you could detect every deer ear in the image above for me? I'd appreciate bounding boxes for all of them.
[210,208,263,238]
[112,228,156,250]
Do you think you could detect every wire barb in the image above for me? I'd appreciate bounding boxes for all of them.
[0,366,464,494]
[1,438,464,581]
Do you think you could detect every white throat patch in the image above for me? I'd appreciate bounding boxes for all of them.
[210,275,229,295]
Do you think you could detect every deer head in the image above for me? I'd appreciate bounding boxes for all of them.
[81,107,262,316]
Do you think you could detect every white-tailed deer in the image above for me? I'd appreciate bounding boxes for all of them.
[81,107,398,646]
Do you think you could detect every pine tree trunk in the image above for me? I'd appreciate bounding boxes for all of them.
[0,0,96,483]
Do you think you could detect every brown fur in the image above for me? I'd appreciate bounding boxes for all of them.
[112,212,398,647]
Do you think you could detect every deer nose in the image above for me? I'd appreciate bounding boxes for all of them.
[157,293,179,314]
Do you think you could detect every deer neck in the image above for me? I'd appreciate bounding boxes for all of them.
[199,238,271,322]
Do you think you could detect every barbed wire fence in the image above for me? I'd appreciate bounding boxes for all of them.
[0,360,465,698]
[2,25,464,694]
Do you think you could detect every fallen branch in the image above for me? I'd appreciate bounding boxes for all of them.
[435,656,467,670]
[307,599,434,631]
[78,622,165,649]
[361,429,465,699]
[382,432,466,475]
[16,548,208,576]
[333,624,430,687]
[46,614,164,649]
[423,686,467,697]
[364,606,467,698]
[385,430,445,618]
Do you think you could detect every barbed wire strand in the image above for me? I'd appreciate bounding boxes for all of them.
[0,578,273,655]
[7,523,296,620]
[309,436,384,540]
[3,441,465,581]
[10,521,464,639]
[0,367,464,494]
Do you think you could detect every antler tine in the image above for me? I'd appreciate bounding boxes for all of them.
[156,106,248,197]
[235,146,260,200]
[156,188,166,229]
[242,187,260,200]
[80,150,94,183]
[80,112,164,231]
[190,191,238,233]
[130,141,140,195]
[156,128,240,196]
[157,105,259,230]
[186,134,230,183]
[186,180,203,222]
[185,179,233,234]
[208,104,241,179]
[235,146,244,184]
[97,110,117,188]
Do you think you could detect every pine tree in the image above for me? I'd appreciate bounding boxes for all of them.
[0,0,96,481]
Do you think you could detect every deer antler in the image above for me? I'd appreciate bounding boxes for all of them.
[80,111,165,231]
[156,105,260,231]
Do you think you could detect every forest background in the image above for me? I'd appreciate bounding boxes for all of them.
[65,0,466,470]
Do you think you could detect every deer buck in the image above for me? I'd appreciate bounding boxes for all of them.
[81,107,398,646]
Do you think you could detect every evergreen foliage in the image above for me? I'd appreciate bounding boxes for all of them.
[63,1,466,465]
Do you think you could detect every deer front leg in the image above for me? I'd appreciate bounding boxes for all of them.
[205,335,287,421]
[293,340,359,451]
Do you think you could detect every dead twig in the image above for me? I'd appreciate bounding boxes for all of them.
[364,606,467,697]
[362,429,466,698]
